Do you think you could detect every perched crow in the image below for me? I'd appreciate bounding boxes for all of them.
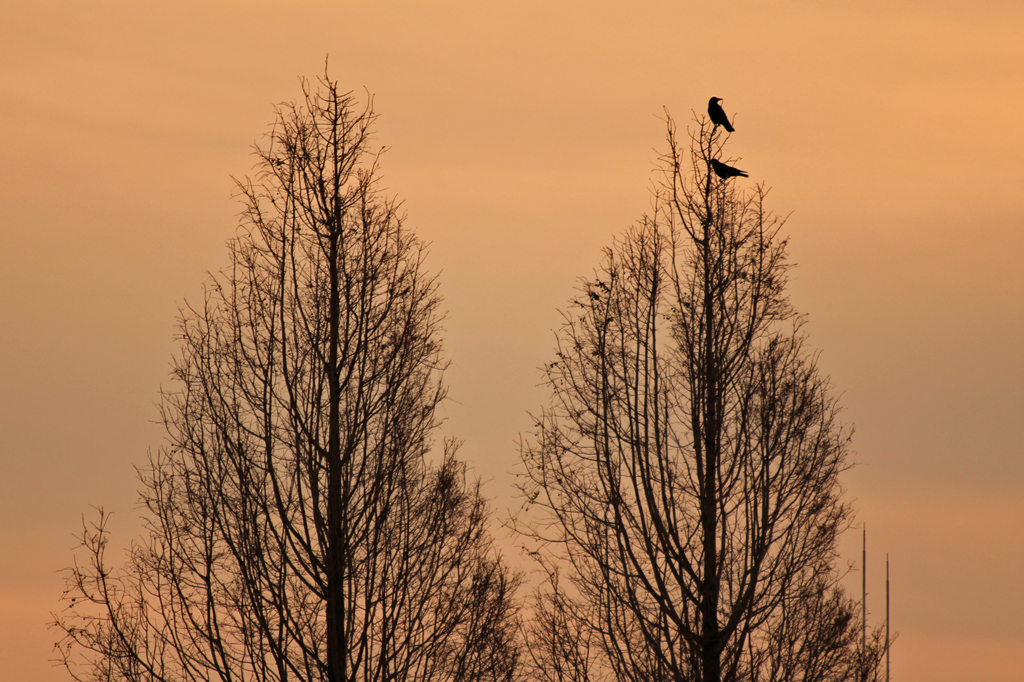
[708,97,735,132]
[711,159,748,179]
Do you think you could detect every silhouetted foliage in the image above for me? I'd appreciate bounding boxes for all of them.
[53,73,521,682]
[513,113,887,682]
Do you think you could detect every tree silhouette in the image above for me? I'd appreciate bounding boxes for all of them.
[53,73,521,682]
[513,113,885,682]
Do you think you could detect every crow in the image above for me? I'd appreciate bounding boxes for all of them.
[711,159,748,179]
[708,97,735,132]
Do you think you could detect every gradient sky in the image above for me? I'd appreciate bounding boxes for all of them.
[2,2,1023,680]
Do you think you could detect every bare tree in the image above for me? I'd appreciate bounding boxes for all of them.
[53,73,521,682]
[514,113,883,682]
[747,574,889,682]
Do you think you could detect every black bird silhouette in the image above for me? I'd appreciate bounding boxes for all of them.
[708,97,735,132]
[711,159,748,179]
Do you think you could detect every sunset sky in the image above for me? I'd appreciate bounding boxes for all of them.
[2,2,1023,680]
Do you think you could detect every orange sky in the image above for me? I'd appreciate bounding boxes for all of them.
[2,2,1023,680]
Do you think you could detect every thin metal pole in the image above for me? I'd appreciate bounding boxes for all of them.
[860,525,867,682]
[862,525,867,652]
[886,554,890,682]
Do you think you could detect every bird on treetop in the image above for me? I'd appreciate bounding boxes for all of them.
[708,97,735,132]
[711,158,748,179]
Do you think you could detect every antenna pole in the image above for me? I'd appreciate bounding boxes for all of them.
[886,554,890,682]
[861,525,867,682]
[862,525,867,651]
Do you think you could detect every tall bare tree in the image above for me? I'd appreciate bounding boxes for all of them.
[514,114,883,682]
[54,73,521,682]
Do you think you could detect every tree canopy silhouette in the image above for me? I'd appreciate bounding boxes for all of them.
[513,113,886,682]
[53,73,521,682]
